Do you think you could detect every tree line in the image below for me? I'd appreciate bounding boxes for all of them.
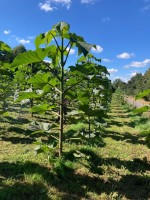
[113,68,150,101]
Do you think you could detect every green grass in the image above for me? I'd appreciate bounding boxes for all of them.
[0,98,150,200]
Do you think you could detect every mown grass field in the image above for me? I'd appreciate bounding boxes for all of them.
[0,97,150,200]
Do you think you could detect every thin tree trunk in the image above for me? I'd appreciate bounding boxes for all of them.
[88,115,91,138]
[30,64,33,117]
[31,98,33,117]
[59,38,64,157]
[87,79,91,138]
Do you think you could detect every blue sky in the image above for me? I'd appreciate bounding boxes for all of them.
[1,0,150,82]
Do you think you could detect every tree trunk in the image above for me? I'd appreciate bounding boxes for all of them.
[59,38,64,157]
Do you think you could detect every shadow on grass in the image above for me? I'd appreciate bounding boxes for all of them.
[0,150,150,199]
[108,112,133,118]
[65,129,106,148]
[0,136,36,144]
[1,126,56,145]
[103,157,150,173]
[103,130,147,145]
[7,126,31,134]
[63,148,103,175]
[0,126,35,144]
[0,182,50,200]
[4,116,30,125]
[107,120,124,127]
[128,117,149,128]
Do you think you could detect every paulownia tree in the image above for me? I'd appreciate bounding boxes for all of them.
[12,22,110,156]
[66,54,111,137]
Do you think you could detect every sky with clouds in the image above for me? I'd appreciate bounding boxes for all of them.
[1,0,150,82]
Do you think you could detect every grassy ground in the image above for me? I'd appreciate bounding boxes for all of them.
[0,98,150,200]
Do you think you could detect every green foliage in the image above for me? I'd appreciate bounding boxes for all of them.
[112,78,126,92]
[135,89,150,100]
[117,68,150,101]
[12,45,26,58]
[133,106,150,114]
[132,86,150,148]
[6,21,112,157]
[12,48,51,68]
[0,41,14,114]
[0,41,11,52]
[30,104,55,114]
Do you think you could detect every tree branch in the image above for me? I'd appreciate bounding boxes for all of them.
[43,61,61,81]
[64,42,73,66]
[50,32,61,52]
[64,41,71,52]
[64,78,83,93]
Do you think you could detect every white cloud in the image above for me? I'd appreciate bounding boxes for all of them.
[102,17,110,22]
[124,59,150,68]
[11,35,31,45]
[143,58,150,65]
[117,52,135,59]
[130,72,137,77]
[66,47,75,54]
[81,0,96,4]
[3,30,11,35]
[102,58,112,63]
[129,70,139,77]
[17,39,30,45]
[44,59,52,63]
[39,2,55,12]
[52,0,71,9]
[39,0,71,12]
[107,68,118,74]
[91,45,103,53]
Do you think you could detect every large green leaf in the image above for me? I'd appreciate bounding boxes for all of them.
[16,92,40,102]
[12,48,50,67]
[77,54,101,64]
[28,73,50,88]
[47,45,60,66]
[35,33,45,49]
[66,77,81,86]
[30,104,55,114]
[70,63,95,76]
[133,106,150,114]
[49,78,58,87]
[45,30,56,45]
[95,65,109,75]
[52,22,70,36]
[29,121,56,132]
[0,41,11,52]
[69,33,84,43]
[135,89,150,100]
[77,42,94,57]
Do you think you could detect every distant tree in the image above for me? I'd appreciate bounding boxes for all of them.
[12,45,26,58]
[125,73,144,96]
[143,67,150,100]
[112,78,126,92]
[113,68,150,101]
